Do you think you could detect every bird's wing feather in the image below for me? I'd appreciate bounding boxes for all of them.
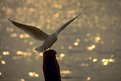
[9,19,48,41]
[55,9,86,35]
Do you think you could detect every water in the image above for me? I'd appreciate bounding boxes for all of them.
[0,0,121,81]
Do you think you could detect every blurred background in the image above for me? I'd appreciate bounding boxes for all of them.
[0,0,121,81]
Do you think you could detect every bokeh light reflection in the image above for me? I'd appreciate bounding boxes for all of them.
[28,72,39,77]
[0,0,121,81]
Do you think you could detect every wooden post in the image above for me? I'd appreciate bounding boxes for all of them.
[43,49,61,81]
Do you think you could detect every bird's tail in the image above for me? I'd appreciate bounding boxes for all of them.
[35,46,45,52]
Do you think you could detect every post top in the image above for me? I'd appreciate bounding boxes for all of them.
[43,49,57,56]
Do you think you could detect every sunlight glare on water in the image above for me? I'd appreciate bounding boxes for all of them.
[28,72,39,77]
[0,0,121,81]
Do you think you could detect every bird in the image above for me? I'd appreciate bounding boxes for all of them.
[9,9,85,52]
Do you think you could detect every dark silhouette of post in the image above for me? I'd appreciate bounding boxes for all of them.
[43,49,61,81]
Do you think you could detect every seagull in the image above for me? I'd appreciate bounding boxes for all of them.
[9,9,85,52]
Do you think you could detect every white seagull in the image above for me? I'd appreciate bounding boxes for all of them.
[9,9,85,52]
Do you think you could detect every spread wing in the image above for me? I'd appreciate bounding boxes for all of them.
[55,9,86,35]
[9,19,49,41]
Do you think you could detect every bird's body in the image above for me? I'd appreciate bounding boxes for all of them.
[35,33,57,52]
[9,9,85,52]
